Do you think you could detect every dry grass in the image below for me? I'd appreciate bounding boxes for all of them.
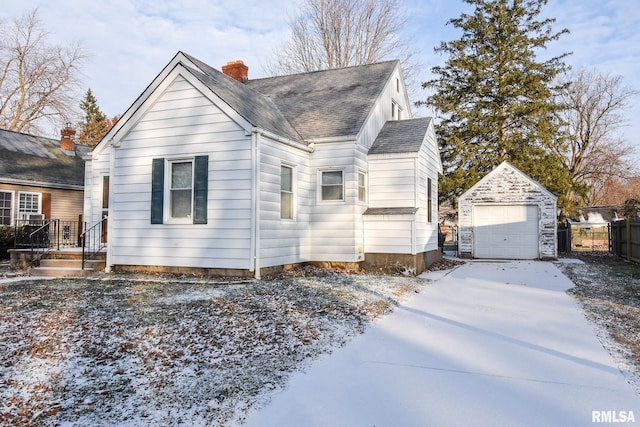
[0,266,425,426]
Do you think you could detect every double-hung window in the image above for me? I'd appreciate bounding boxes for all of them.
[358,171,367,203]
[0,191,12,225]
[170,160,193,219]
[281,165,294,220]
[321,170,344,201]
[151,156,208,224]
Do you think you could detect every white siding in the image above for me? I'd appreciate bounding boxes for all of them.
[414,143,439,253]
[258,136,313,267]
[108,75,254,270]
[308,140,364,262]
[364,124,440,256]
[84,149,111,227]
[368,157,416,208]
[358,65,412,150]
[363,216,414,254]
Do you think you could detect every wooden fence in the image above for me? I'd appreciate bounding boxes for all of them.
[610,218,640,262]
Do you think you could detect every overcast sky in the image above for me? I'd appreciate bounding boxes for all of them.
[3,0,639,148]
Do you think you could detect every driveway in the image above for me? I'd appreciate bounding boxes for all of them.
[242,261,640,427]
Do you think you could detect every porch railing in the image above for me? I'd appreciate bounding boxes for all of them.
[81,217,108,269]
[27,219,57,265]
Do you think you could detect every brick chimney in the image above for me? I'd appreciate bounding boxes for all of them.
[60,123,76,152]
[222,60,248,83]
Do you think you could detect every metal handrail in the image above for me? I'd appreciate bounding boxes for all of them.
[29,219,58,265]
[81,217,107,269]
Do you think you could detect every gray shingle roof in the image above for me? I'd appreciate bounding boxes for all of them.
[368,117,432,155]
[181,53,303,143]
[245,61,399,140]
[0,129,86,188]
[363,207,419,215]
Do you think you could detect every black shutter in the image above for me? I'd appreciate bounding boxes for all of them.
[151,158,164,224]
[193,155,208,224]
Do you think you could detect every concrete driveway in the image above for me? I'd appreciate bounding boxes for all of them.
[242,261,640,427]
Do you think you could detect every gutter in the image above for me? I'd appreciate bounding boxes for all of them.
[0,177,84,191]
[251,131,261,279]
[105,138,116,273]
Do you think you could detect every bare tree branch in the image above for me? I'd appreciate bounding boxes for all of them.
[555,68,638,206]
[0,8,88,135]
[265,0,420,99]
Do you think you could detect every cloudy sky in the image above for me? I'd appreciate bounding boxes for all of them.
[3,0,640,147]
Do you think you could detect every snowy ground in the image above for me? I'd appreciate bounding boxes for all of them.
[1,255,638,426]
[555,253,640,394]
[0,265,427,426]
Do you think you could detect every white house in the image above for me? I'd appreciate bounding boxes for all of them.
[84,52,442,277]
[457,161,557,260]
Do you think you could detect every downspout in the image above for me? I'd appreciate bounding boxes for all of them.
[251,130,261,279]
[105,139,116,272]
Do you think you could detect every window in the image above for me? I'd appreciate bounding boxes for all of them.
[427,178,433,223]
[321,170,343,201]
[396,77,400,92]
[170,160,193,219]
[102,176,109,210]
[358,171,367,202]
[0,191,12,225]
[392,101,402,120]
[151,156,208,224]
[281,165,293,219]
[18,192,41,221]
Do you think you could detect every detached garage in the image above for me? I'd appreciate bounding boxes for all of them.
[457,161,557,260]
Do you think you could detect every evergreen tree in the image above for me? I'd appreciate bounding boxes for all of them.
[79,88,109,147]
[423,0,572,210]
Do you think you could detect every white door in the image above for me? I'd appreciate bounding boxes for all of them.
[473,205,539,259]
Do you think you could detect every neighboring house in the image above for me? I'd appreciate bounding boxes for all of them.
[84,52,442,277]
[567,206,620,251]
[0,127,87,228]
[457,161,557,260]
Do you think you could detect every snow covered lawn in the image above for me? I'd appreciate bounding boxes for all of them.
[0,267,425,426]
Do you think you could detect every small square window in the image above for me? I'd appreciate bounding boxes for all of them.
[321,170,343,201]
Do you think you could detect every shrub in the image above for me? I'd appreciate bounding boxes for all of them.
[0,225,17,260]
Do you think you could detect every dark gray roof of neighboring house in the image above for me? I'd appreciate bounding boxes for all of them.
[0,128,86,189]
[182,53,303,144]
[368,117,432,155]
[245,60,399,140]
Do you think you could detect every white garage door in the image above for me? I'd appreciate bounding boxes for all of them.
[473,205,539,259]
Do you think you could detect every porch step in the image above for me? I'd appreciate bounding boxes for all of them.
[28,250,106,278]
